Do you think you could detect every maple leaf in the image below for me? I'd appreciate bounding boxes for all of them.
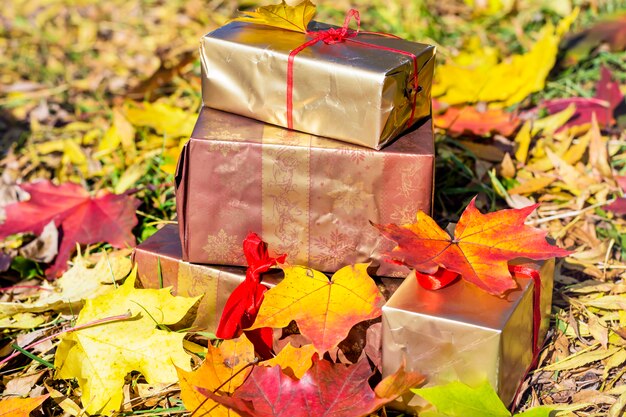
[0,251,131,318]
[54,267,200,415]
[231,0,316,33]
[260,342,316,379]
[539,66,625,129]
[0,181,139,277]
[413,380,555,417]
[433,12,576,107]
[199,358,424,417]
[433,102,520,137]
[374,198,571,295]
[0,394,49,417]
[177,335,256,417]
[248,263,384,354]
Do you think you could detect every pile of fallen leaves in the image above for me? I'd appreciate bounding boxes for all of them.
[1,0,626,415]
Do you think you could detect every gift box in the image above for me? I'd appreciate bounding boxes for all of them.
[200,20,435,149]
[381,259,555,411]
[134,224,402,332]
[175,107,435,277]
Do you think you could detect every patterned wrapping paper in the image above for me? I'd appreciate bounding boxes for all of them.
[132,224,282,331]
[176,107,435,277]
[133,224,402,332]
[382,259,555,411]
[200,20,435,149]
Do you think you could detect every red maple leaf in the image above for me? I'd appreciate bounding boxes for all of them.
[539,66,625,129]
[198,357,424,417]
[0,181,139,277]
[216,232,285,358]
[373,197,571,295]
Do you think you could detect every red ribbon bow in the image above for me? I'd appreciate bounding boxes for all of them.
[216,232,286,358]
[286,9,419,131]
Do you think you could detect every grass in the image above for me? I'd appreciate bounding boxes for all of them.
[1,0,626,415]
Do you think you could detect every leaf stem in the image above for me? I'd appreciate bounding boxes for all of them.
[0,285,54,292]
[0,311,133,367]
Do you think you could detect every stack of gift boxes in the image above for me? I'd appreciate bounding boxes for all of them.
[132,13,553,412]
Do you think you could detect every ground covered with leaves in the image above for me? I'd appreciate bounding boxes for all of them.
[1,0,626,416]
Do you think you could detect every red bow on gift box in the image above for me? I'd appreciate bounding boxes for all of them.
[216,233,286,358]
[286,9,419,130]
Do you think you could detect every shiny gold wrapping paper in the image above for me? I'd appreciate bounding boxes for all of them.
[176,107,435,277]
[133,224,402,332]
[381,259,555,411]
[200,21,435,149]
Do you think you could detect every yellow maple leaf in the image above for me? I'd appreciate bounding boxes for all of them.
[54,267,201,415]
[434,9,578,107]
[232,0,316,33]
[248,263,384,354]
[123,101,196,138]
[260,342,317,379]
[177,335,256,416]
[0,395,49,417]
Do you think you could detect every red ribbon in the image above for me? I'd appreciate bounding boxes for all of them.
[216,232,286,359]
[286,9,419,131]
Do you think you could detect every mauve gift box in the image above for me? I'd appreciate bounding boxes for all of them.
[382,259,555,412]
[175,107,434,277]
[200,20,435,149]
[133,224,401,332]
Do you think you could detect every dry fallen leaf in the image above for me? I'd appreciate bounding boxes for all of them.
[249,263,384,354]
[0,251,131,318]
[374,198,570,295]
[201,358,424,417]
[433,11,577,107]
[260,343,317,379]
[0,394,49,417]
[231,0,316,33]
[54,268,200,415]
[0,180,139,277]
[177,334,256,417]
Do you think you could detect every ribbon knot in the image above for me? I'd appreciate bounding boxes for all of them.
[286,8,419,132]
[307,9,360,45]
[315,27,351,44]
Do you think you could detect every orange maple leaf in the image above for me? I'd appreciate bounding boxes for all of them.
[176,335,256,416]
[248,263,384,354]
[434,104,520,137]
[374,197,571,295]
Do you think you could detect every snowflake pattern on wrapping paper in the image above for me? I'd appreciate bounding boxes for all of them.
[335,146,369,165]
[326,175,368,215]
[202,229,242,264]
[206,140,240,157]
[312,230,357,271]
[390,203,421,225]
[399,162,420,198]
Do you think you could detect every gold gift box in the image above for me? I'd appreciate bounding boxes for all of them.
[382,260,554,411]
[200,20,435,149]
[175,107,435,278]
